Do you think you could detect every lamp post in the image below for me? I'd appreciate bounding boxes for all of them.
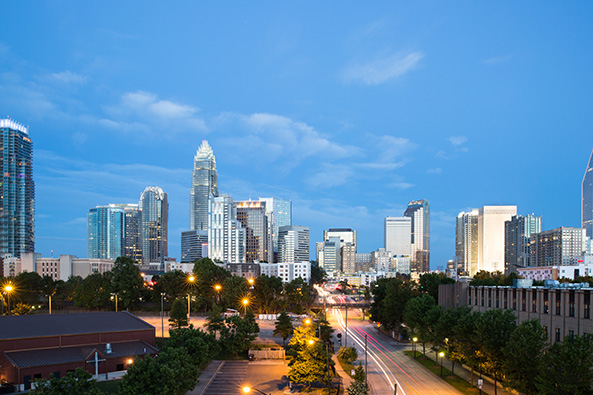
[242,297,250,314]
[187,275,196,321]
[111,293,118,312]
[242,385,269,395]
[413,337,418,358]
[439,351,445,377]
[160,292,165,338]
[214,284,221,304]
[365,334,368,388]
[5,284,13,316]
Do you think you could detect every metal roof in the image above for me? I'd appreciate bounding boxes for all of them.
[0,312,154,340]
[4,340,158,369]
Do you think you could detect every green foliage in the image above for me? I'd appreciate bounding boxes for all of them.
[418,272,455,301]
[536,335,593,395]
[219,311,260,356]
[403,294,442,354]
[352,364,365,382]
[346,380,369,395]
[316,315,335,344]
[12,302,32,315]
[73,273,112,310]
[337,346,358,364]
[273,311,294,345]
[15,271,43,305]
[370,277,414,333]
[253,275,284,313]
[220,275,249,310]
[284,278,313,314]
[152,270,190,303]
[31,368,103,395]
[475,309,517,386]
[502,320,547,395]
[110,256,143,309]
[205,305,225,334]
[470,270,519,286]
[169,298,188,329]
[192,257,231,309]
[120,347,198,395]
[165,324,219,366]
[309,260,326,285]
[287,323,334,387]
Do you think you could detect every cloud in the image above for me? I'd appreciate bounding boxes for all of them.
[449,136,468,146]
[484,54,512,65]
[342,51,424,85]
[427,167,442,174]
[390,182,414,190]
[48,70,87,85]
[306,163,354,188]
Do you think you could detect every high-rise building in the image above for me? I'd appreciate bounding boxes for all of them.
[87,205,125,260]
[278,225,309,263]
[259,197,292,260]
[323,228,357,248]
[530,227,587,267]
[455,210,480,276]
[0,118,34,258]
[113,203,142,263]
[404,200,430,273]
[235,200,272,263]
[477,205,517,273]
[181,230,208,263]
[341,243,356,274]
[583,148,593,239]
[384,217,411,256]
[140,186,168,263]
[504,214,542,273]
[191,140,218,231]
[208,194,245,263]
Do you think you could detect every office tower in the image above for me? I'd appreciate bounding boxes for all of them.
[259,197,292,259]
[456,210,479,276]
[318,237,341,273]
[355,253,372,272]
[181,229,208,263]
[191,140,218,231]
[583,148,593,238]
[235,200,272,263]
[504,214,542,273]
[278,225,309,263]
[477,205,517,273]
[208,194,245,263]
[384,217,411,256]
[140,186,168,263]
[530,227,587,267]
[341,243,356,274]
[371,248,392,272]
[0,118,34,258]
[87,205,125,259]
[404,200,430,273]
[323,228,357,248]
[113,203,142,263]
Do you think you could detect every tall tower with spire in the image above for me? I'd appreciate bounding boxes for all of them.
[583,148,593,238]
[191,140,219,231]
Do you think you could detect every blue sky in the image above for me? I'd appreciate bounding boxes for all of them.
[1,2,592,269]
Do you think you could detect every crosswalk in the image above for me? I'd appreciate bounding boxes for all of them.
[204,361,248,395]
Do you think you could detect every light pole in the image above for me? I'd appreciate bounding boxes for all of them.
[187,275,196,321]
[111,293,118,312]
[160,292,165,338]
[242,297,250,314]
[413,337,418,358]
[345,305,348,348]
[242,385,269,395]
[365,334,368,388]
[214,284,221,304]
[5,284,13,316]
[439,351,445,377]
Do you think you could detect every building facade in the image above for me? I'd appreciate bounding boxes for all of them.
[259,197,292,260]
[384,217,411,256]
[530,227,587,267]
[140,186,168,263]
[87,205,125,260]
[583,148,593,239]
[190,140,218,232]
[116,204,142,263]
[477,205,517,273]
[208,194,245,263]
[0,118,34,258]
[341,243,356,274]
[318,236,341,274]
[404,200,430,273]
[504,214,542,273]
[456,210,479,276]
[278,225,309,263]
[235,200,272,263]
[180,230,208,263]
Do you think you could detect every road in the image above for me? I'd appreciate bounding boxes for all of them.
[329,307,461,395]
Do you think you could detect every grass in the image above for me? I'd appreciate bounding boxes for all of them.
[404,351,480,395]
[96,380,121,394]
[336,357,355,378]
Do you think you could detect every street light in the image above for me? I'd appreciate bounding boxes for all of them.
[248,278,254,286]
[110,293,118,312]
[160,292,166,338]
[439,351,445,377]
[214,284,222,303]
[242,385,268,395]
[242,297,250,314]
[187,275,196,321]
[4,284,14,316]
[412,337,418,359]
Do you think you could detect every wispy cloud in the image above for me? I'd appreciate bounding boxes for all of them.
[306,163,354,188]
[342,51,424,85]
[483,54,512,65]
[390,182,414,190]
[48,70,87,85]
[449,135,467,146]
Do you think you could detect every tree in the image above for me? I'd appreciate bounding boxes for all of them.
[347,380,369,395]
[12,302,32,315]
[452,307,480,385]
[169,298,189,329]
[110,256,143,309]
[536,335,593,395]
[219,312,260,356]
[287,323,334,388]
[220,275,249,310]
[418,272,455,301]
[193,257,231,310]
[337,346,358,365]
[15,271,43,305]
[73,273,112,310]
[370,278,415,335]
[475,309,516,394]
[284,278,313,314]
[205,305,225,334]
[403,294,441,355]
[253,275,284,314]
[31,368,102,395]
[309,260,326,285]
[502,319,547,395]
[165,324,220,366]
[55,276,82,309]
[152,270,189,303]
[273,312,294,346]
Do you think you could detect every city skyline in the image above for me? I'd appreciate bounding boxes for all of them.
[1,3,592,269]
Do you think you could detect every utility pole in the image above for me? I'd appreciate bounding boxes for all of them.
[345,305,348,348]
[365,334,368,388]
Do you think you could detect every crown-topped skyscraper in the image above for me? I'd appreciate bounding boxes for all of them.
[191,140,219,231]
[582,148,593,238]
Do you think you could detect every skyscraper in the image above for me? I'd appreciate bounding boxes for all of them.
[117,203,143,263]
[477,205,517,273]
[208,194,245,263]
[140,186,168,263]
[404,199,430,273]
[87,205,125,259]
[504,214,542,273]
[259,197,292,259]
[191,140,218,231]
[456,210,479,276]
[235,200,272,263]
[530,227,587,266]
[181,229,208,263]
[0,118,34,258]
[278,225,309,263]
[582,148,593,238]
[384,217,411,256]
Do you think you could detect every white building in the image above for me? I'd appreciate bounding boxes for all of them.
[17,253,114,281]
[259,261,310,283]
[208,194,246,263]
[385,217,412,256]
[477,205,517,273]
[278,225,309,263]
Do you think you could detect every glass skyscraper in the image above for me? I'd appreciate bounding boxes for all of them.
[0,118,34,258]
[191,140,218,231]
[87,205,125,259]
[235,200,271,263]
[259,197,292,258]
[582,148,593,238]
[504,214,542,273]
[140,186,168,263]
[404,199,430,273]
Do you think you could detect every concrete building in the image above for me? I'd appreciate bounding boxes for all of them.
[278,225,309,263]
[235,200,272,263]
[0,118,34,259]
[518,256,593,281]
[208,194,245,263]
[258,261,311,283]
[17,253,114,281]
[504,214,542,273]
[225,263,260,279]
[259,197,292,261]
[318,236,341,274]
[355,253,372,272]
[477,205,517,273]
[191,140,218,232]
[371,248,392,272]
[456,209,479,276]
[530,227,588,267]
[115,204,142,263]
[392,255,411,275]
[341,243,356,274]
[139,186,168,264]
[384,217,411,256]
[404,199,430,273]
[180,230,208,263]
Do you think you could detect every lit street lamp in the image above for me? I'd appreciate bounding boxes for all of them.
[439,351,445,377]
[187,275,196,321]
[5,284,14,316]
[242,297,250,314]
[412,337,418,359]
[110,293,118,312]
[214,284,221,303]
[242,385,268,395]
[160,292,165,338]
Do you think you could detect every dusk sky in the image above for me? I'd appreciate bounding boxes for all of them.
[2,2,592,269]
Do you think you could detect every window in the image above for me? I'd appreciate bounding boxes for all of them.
[569,330,575,338]
[512,289,517,310]
[522,289,526,312]
[543,326,548,337]
[481,289,484,307]
[488,289,492,307]
[585,291,591,319]
[569,291,575,317]
[555,328,561,342]
[556,291,561,315]
[496,289,500,308]
[544,290,549,314]
[532,292,537,313]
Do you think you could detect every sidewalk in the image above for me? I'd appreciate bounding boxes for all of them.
[187,360,224,395]
[332,354,353,389]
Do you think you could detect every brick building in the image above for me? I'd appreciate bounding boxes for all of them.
[0,312,157,391]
